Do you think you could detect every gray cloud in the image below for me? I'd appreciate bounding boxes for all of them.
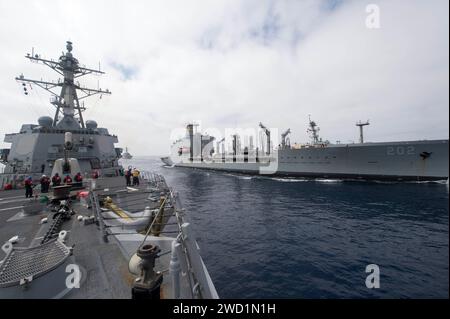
[109,61,138,81]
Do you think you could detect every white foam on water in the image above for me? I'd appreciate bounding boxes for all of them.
[372,180,399,184]
[271,177,308,182]
[224,173,253,180]
[413,179,449,185]
[314,179,342,183]
[386,180,449,185]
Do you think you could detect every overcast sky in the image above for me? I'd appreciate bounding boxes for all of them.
[0,0,448,155]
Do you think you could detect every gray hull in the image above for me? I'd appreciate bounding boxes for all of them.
[170,140,449,181]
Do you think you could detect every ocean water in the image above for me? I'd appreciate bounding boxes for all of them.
[123,157,449,299]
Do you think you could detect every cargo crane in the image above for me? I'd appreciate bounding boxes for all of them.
[216,137,225,157]
[281,128,291,149]
[259,122,271,155]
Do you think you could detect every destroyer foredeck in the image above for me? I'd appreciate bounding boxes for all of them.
[0,42,217,299]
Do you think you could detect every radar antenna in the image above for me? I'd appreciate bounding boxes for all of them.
[15,41,111,129]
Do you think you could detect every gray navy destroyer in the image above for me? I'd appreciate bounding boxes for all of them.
[0,42,217,299]
[163,119,448,181]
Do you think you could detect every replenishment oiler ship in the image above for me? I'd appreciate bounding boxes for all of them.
[162,120,448,181]
[0,42,217,299]
[121,147,133,160]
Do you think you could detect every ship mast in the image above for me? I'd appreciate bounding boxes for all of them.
[307,115,321,144]
[356,120,370,143]
[15,41,111,129]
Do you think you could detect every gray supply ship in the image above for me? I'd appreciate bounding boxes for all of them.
[122,147,133,160]
[0,42,217,299]
[162,120,448,181]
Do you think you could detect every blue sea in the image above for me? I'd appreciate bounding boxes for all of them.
[123,157,449,299]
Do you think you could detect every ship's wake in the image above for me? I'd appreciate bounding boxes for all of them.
[270,177,309,182]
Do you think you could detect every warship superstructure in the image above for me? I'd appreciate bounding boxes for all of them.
[0,41,120,189]
[163,119,449,181]
[0,42,217,299]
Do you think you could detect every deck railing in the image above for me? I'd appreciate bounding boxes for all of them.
[168,188,219,299]
[88,170,218,299]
